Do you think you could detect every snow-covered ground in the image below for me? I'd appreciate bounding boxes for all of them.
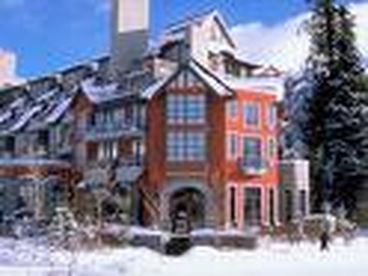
[0,235,368,276]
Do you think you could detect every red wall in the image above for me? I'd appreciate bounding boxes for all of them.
[144,78,279,229]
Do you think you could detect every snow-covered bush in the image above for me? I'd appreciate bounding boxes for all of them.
[48,206,81,250]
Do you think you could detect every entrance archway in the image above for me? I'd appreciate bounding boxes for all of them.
[169,188,206,232]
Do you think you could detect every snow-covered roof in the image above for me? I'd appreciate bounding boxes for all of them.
[166,9,215,34]
[9,105,43,132]
[0,111,12,125]
[207,41,235,56]
[0,157,70,167]
[141,75,172,99]
[81,78,122,104]
[44,97,74,125]
[165,10,236,48]
[190,60,233,96]
[141,60,234,99]
[36,89,58,103]
[9,97,26,109]
[221,75,286,101]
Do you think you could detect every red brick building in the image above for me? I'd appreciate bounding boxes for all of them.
[0,3,282,231]
[141,60,279,230]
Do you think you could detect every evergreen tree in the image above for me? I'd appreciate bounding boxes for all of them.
[304,0,340,212]
[305,0,367,216]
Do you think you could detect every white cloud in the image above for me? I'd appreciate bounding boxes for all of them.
[231,2,368,72]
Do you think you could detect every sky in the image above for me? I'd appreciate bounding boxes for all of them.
[0,0,367,79]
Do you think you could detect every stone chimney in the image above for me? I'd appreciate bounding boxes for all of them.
[110,0,150,78]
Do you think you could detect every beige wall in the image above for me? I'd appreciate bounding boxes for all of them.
[110,0,149,76]
[0,49,21,88]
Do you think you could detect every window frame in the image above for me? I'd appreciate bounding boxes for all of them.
[166,94,206,125]
[229,186,237,226]
[98,140,119,161]
[226,99,238,119]
[243,187,262,226]
[268,103,278,129]
[166,131,206,162]
[227,133,238,160]
[267,137,277,159]
[243,136,263,161]
[243,102,260,128]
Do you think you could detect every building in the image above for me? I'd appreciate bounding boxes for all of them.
[279,160,310,224]
[0,0,282,231]
[0,49,22,89]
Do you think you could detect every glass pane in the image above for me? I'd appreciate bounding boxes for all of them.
[244,187,261,226]
[243,137,262,157]
[244,103,259,126]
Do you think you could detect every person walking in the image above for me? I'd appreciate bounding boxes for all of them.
[320,229,330,251]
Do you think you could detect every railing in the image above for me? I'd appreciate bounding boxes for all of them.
[87,156,144,170]
[239,157,269,175]
[84,122,144,141]
[84,156,144,186]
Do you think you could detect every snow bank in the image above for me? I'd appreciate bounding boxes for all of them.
[0,236,368,275]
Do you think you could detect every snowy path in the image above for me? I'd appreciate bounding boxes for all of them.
[0,237,368,276]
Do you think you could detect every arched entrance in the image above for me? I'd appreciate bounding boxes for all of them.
[169,188,206,232]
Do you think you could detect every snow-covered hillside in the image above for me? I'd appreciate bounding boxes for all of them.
[0,235,368,276]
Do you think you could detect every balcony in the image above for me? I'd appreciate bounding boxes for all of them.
[84,122,144,141]
[84,156,144,187]
[239,157,269,175]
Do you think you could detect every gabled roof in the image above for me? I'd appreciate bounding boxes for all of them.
[141,59,234,99]
[165,9,236,49]
[44,97,74,125]
[80,78,122,104]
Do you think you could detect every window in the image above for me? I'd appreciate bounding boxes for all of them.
[167,131,205,161]
[268,104,277,129]
[98,140,118,161]
[299,190,307,216]
[6,137,15,152]
[243,137,262,163]
[227,134,238,159]
[244,102,260,126]
[244,187,262,226]
[55,124,70,149]
[269,188,275,226]
[226,100,238,118]
[186,132,206,161]
[268,138,277,159]
[38,130,49,147]
[89,108,123,129]
[285,190,293,222]
[167,94,205,124]
[229,187,237,226]
[132,140,145,164]
[0,136,15,155]
[186,95,205,124]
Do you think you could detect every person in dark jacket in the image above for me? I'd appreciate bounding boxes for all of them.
[320,230,330,251]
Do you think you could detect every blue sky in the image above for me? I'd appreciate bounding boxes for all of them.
[0,0,365,78]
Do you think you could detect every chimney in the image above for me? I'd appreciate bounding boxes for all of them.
[110,0,150,78]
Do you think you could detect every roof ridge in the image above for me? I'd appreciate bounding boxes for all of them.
[190,58,233,94]
[165,9,217,32]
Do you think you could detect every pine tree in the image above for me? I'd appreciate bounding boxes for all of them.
[304,0,341,212]
[305,0,367,216]
[326,6,367,215]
